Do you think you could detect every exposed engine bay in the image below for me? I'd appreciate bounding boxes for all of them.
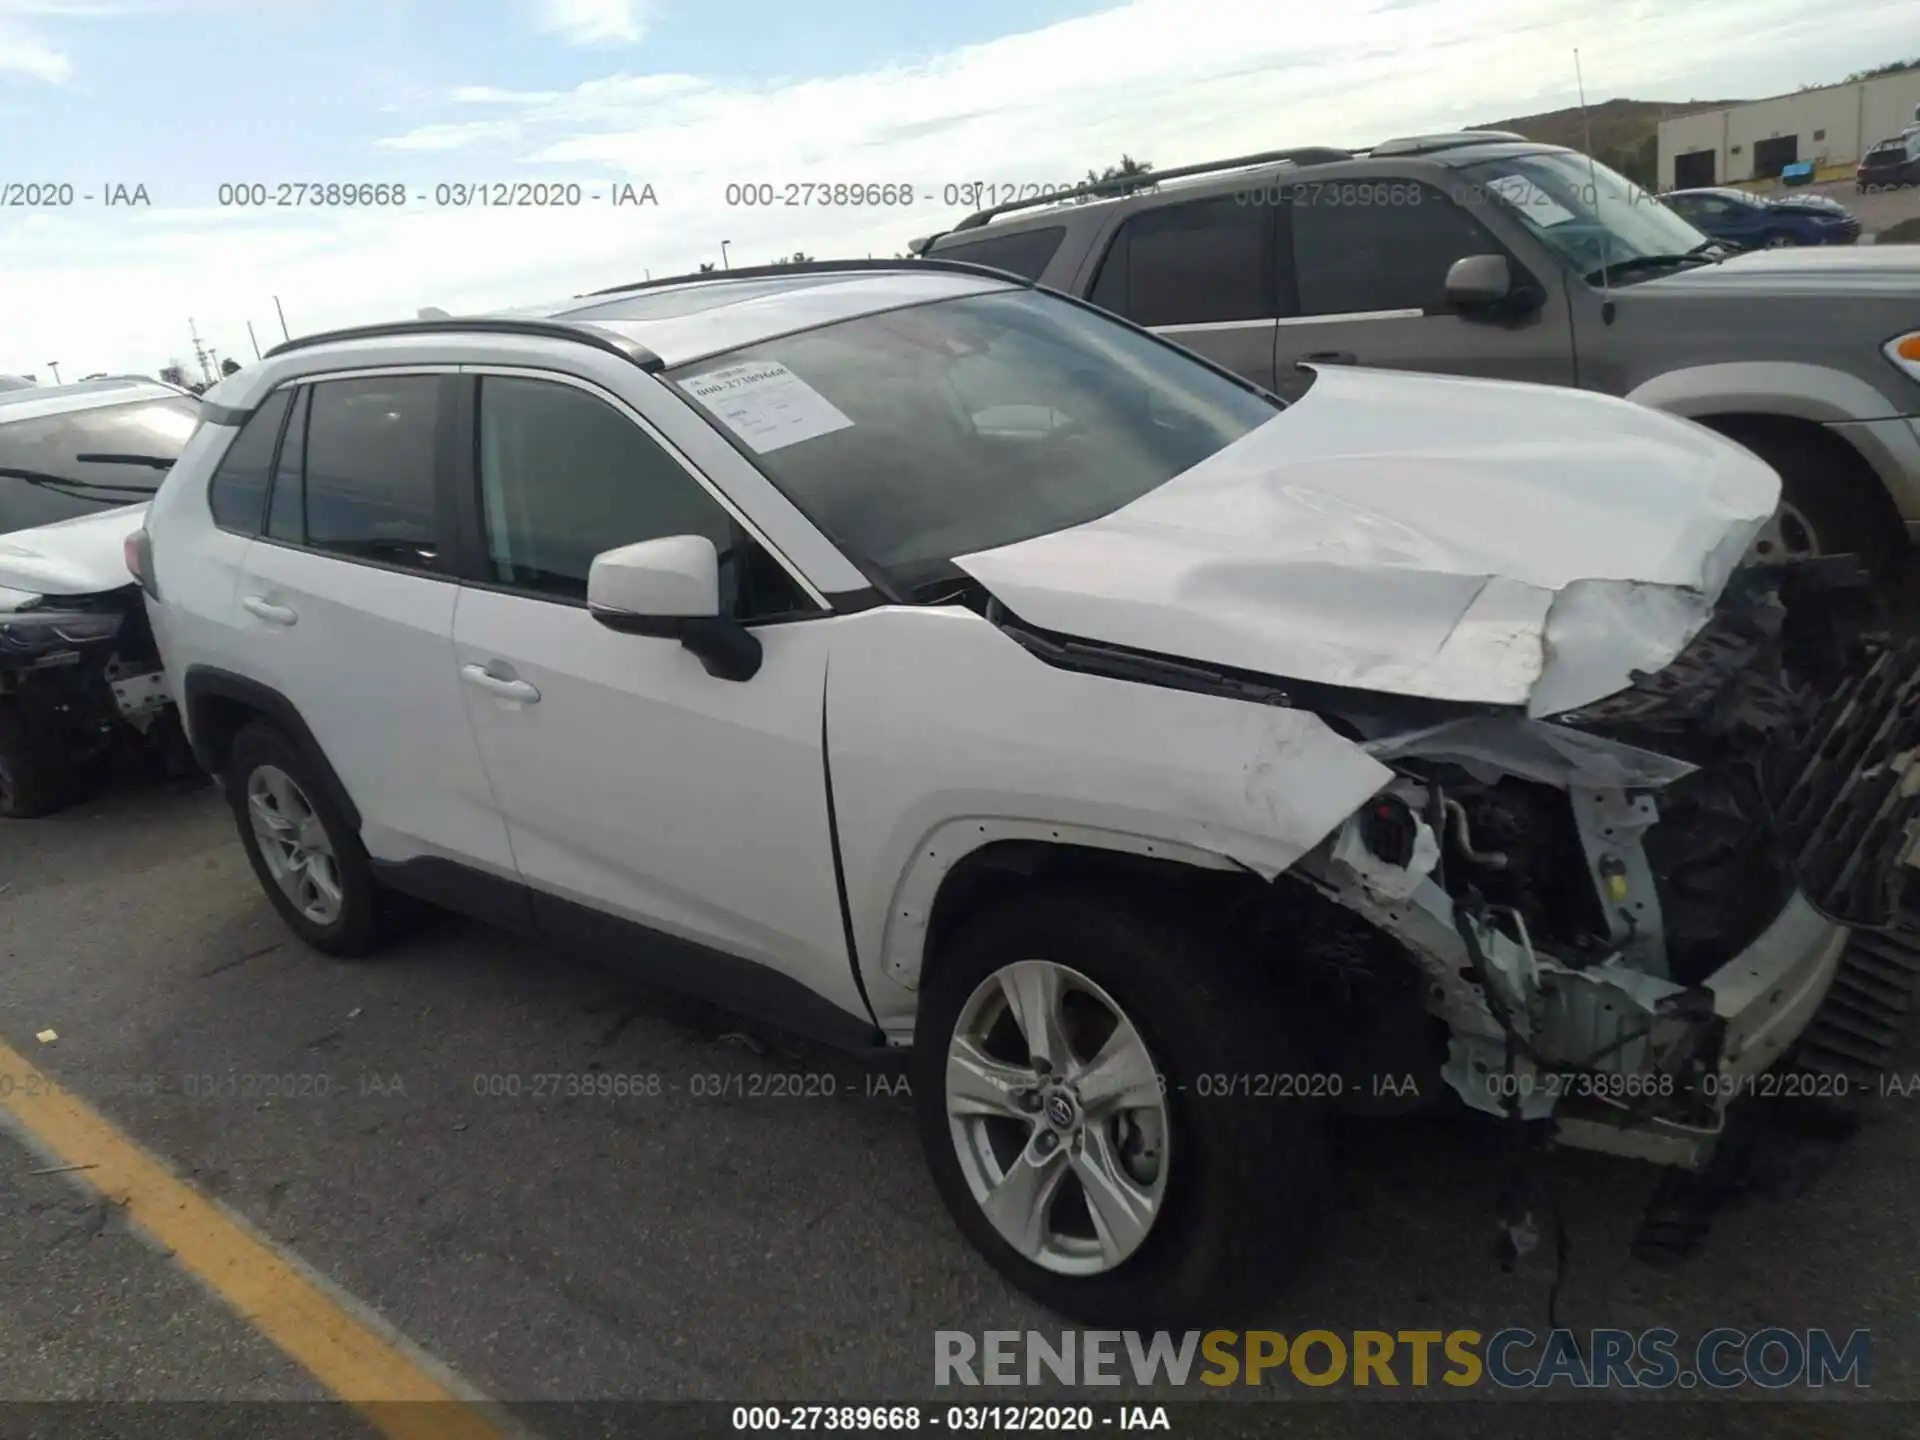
[1286,558,1920,1164]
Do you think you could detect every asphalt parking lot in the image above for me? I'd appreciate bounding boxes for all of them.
[2,762,1919,1439]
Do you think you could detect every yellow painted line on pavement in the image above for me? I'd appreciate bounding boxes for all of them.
[0,1036,517,1440]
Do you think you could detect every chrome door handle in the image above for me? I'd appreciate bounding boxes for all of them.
[460,663,540,703]
[242,595,298,626]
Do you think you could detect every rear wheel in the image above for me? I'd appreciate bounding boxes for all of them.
[912,886,1328,1325]
[0,698,75,819]
[226,721,385,956]
[1761,231,1796,249]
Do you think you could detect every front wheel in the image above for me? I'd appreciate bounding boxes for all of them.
[912,887,1328,1325]
[0,698,75,818]
[1761,231,1797,249]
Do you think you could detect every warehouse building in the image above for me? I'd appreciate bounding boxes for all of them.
[1657,70,1920,189]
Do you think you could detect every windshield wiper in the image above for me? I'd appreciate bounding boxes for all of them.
[1584,251,1715,285]
[0,466,159,504]
[75,452,176,470]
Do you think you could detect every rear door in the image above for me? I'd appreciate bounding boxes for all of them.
[233,372,516,878]
[1272,176,1578,398]
[1080,195,1278,390]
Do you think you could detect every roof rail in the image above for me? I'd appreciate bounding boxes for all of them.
[263,317,667,373]
[579,254,1037,299]
[1366,129,1532,157]
[938,145,1355,237]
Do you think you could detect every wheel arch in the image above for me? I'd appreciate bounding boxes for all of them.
[180,666,362,832]
[874,819,1250,1002]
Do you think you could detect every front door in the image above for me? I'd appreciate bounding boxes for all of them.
[1269,178,1578,398]
[447,371,862,1015]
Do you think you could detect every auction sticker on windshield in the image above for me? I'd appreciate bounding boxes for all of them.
[677,360,853,454]
[1481,173,1576,227]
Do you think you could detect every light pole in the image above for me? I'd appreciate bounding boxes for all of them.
[720,240,731,270]
[46,362,61,384]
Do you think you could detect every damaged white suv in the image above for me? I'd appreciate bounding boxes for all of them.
[136,262,1920,1323]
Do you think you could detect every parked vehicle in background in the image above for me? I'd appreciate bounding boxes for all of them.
[0,377,37,393]
[0,378,199,815]
[1663,186,1862,248]
[1858,133,1920,190]
[917,134,1920,602]
[137,266,1920,1322]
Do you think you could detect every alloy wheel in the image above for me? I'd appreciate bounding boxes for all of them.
[1744,500,1821,564]
[245,763,344,925]
[945,959,1171,1276]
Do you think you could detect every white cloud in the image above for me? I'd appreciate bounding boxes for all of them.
[376,119,524,152]
[0,24,70,81]
[7,0,1918,376]
[540,0,648,47]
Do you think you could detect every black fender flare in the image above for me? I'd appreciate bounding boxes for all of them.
[180,666,362,833]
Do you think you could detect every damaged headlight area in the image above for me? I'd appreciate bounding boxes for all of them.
[0,604,125,661]
[1292,561,1920,1165]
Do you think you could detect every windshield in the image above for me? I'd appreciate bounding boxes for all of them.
[1457,151,1715,285]
[0,395,199,534]
[665,288,1280,588]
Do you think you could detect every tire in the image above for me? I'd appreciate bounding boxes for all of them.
[1715,419,1907,602]
[911,884,1329,1326]
[226,721,385,956]
[1761,231,1796,249]
[0,698,75,819]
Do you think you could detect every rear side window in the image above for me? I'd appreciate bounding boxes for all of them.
[930,226,1067,281]
[207,390,293,535]
[0,395,199,535]
[1286,182,1504,316]
[302,377,442,571]
[1085,198,1271,327]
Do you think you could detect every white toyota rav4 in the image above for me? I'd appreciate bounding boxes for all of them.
[136,261,1920,1323]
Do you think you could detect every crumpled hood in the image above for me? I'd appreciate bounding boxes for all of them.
[954,365,1779,717]
[0,503,146,597]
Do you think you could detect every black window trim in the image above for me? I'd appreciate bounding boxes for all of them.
[453,364,833,625]
[1277,175,1537,320]
[245,369,464,584]
[1081,194,1279,329]
[206,385,297,538]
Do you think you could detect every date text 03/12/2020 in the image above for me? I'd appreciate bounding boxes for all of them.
[730,1405,1173,1432]
[721,182,1086,208]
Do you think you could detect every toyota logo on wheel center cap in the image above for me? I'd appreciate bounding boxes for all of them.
[1044,1092,1077,1130]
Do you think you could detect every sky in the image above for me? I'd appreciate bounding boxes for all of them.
[1,0,1915,379]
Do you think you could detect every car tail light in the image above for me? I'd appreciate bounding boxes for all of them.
[125,527,159,600]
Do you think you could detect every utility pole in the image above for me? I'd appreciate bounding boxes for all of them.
[187,319,216,387]
[273,296,290,342]
[247,321,262,359]
[720,240,731,270]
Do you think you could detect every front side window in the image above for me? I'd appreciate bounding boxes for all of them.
[302,376,442,571]
[1286,182,1505,316]
[0,396,200,535]
[1458,151,1716,285]
[475,375,811,618]
[1086,198,1271,327]
[666,288,1279,590]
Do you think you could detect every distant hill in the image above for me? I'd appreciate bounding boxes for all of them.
[1472,97,1745,187]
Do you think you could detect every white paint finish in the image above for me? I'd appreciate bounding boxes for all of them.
[547,270,1017,367]
[956,364,1777,712]
[233,544,516,874]
[0,503,147,595]
[450,587,863,1015]
[587,535,720,618]
[824,606,1394,1010]
[1531,580,1719,721]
